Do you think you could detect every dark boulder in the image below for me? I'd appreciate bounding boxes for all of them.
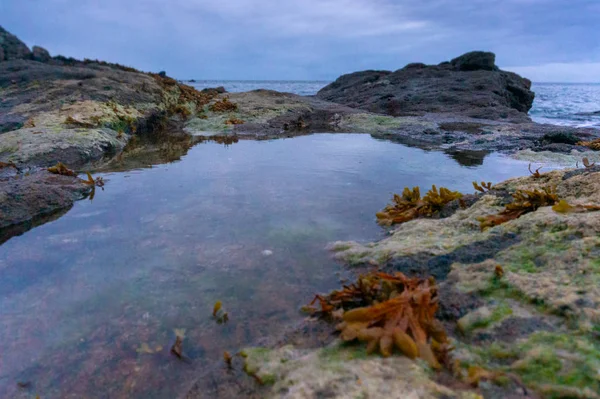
[317,51,535,122]
[32,45,51,62]
[450,51,497,71]
[0,26,32,61]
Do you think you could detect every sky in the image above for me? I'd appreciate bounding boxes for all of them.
[2,0,599,81]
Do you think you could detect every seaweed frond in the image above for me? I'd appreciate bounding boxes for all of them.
[83,172,105,187]
[552,199,600,214]
[473,181,493,193]
[307,271,449,368]
[376,185,462,226]
[583,157,596,168]
[48,162,76,177]
[577,138,600,151]
[528,164,542,178]
[212,300,229,324]
[478,186,559,230]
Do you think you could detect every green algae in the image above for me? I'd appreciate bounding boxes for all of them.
[513,332,600,395]
[457,303,513,333]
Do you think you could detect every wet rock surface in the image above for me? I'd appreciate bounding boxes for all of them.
[0,170,91,235]
[324,168,600,398]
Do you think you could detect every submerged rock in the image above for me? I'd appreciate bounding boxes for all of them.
[317,51,534,122]
[0,171,91,232]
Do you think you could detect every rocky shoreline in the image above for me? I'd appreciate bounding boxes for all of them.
[2,26,600,398]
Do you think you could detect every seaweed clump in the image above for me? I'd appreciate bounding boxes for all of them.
[209,97,238,113]
[47,162,76,177]
[478,186,559,230]
[577,138,600,151]
[307,271,448,368]
[376,185,463,226]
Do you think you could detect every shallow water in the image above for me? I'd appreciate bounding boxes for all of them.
[1,134,538,398]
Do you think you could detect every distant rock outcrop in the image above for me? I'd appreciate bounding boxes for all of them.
[317,51,535,123]
[32,45,51,62]
[0,26,32,61]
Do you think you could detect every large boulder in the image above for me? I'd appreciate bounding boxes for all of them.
[0,26,31,61]
[450,51,497,71]
[32,45,51,62]
[317,51,535,123]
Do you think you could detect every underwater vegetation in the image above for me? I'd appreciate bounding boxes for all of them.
[376,185,463,226]
[213,300,229,324]
[478,186,559,230]
[577,138,600,151]
[209,97,238,113]
[306,271,449,369]
[170,329,188,361]
[47,162,77,177]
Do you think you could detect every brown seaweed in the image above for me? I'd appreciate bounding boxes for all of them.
[583,157,596,168]
[478,186,559,230]
[552,199,600,214]
[308,271,449,368]
[223,351,233,367]
[209,97,238,113]
[472,181,493,193]
[83,172,105,187]
[0,161,17,170]
[212,300,229,323]
[225,118,244,125]
[171,336,184,358]
[47,162,77,177]
[577,138,600,151]
[376,185,462,226]
[528,164,543,178]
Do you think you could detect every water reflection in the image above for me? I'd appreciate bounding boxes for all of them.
[0,134,535,398]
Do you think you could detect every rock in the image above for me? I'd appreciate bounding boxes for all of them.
[316,51,535,122]
[31,45,51,62]
[200,86,227,95]
[0,26,32,61]
[450,51,497,71]
[239,344,479,399]
[0,171,91,231]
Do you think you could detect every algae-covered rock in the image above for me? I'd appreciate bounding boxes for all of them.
[330,168,600,397]
[241,343,480,399]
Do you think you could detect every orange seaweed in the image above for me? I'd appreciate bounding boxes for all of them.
[376,185,462,226]
[308,271,449,368]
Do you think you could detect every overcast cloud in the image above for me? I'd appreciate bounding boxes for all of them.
[2,0,599,81]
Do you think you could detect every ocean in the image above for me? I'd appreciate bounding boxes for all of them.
[188,80,600,128]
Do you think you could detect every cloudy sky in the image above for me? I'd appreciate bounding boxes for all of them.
[2,0,599,81]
